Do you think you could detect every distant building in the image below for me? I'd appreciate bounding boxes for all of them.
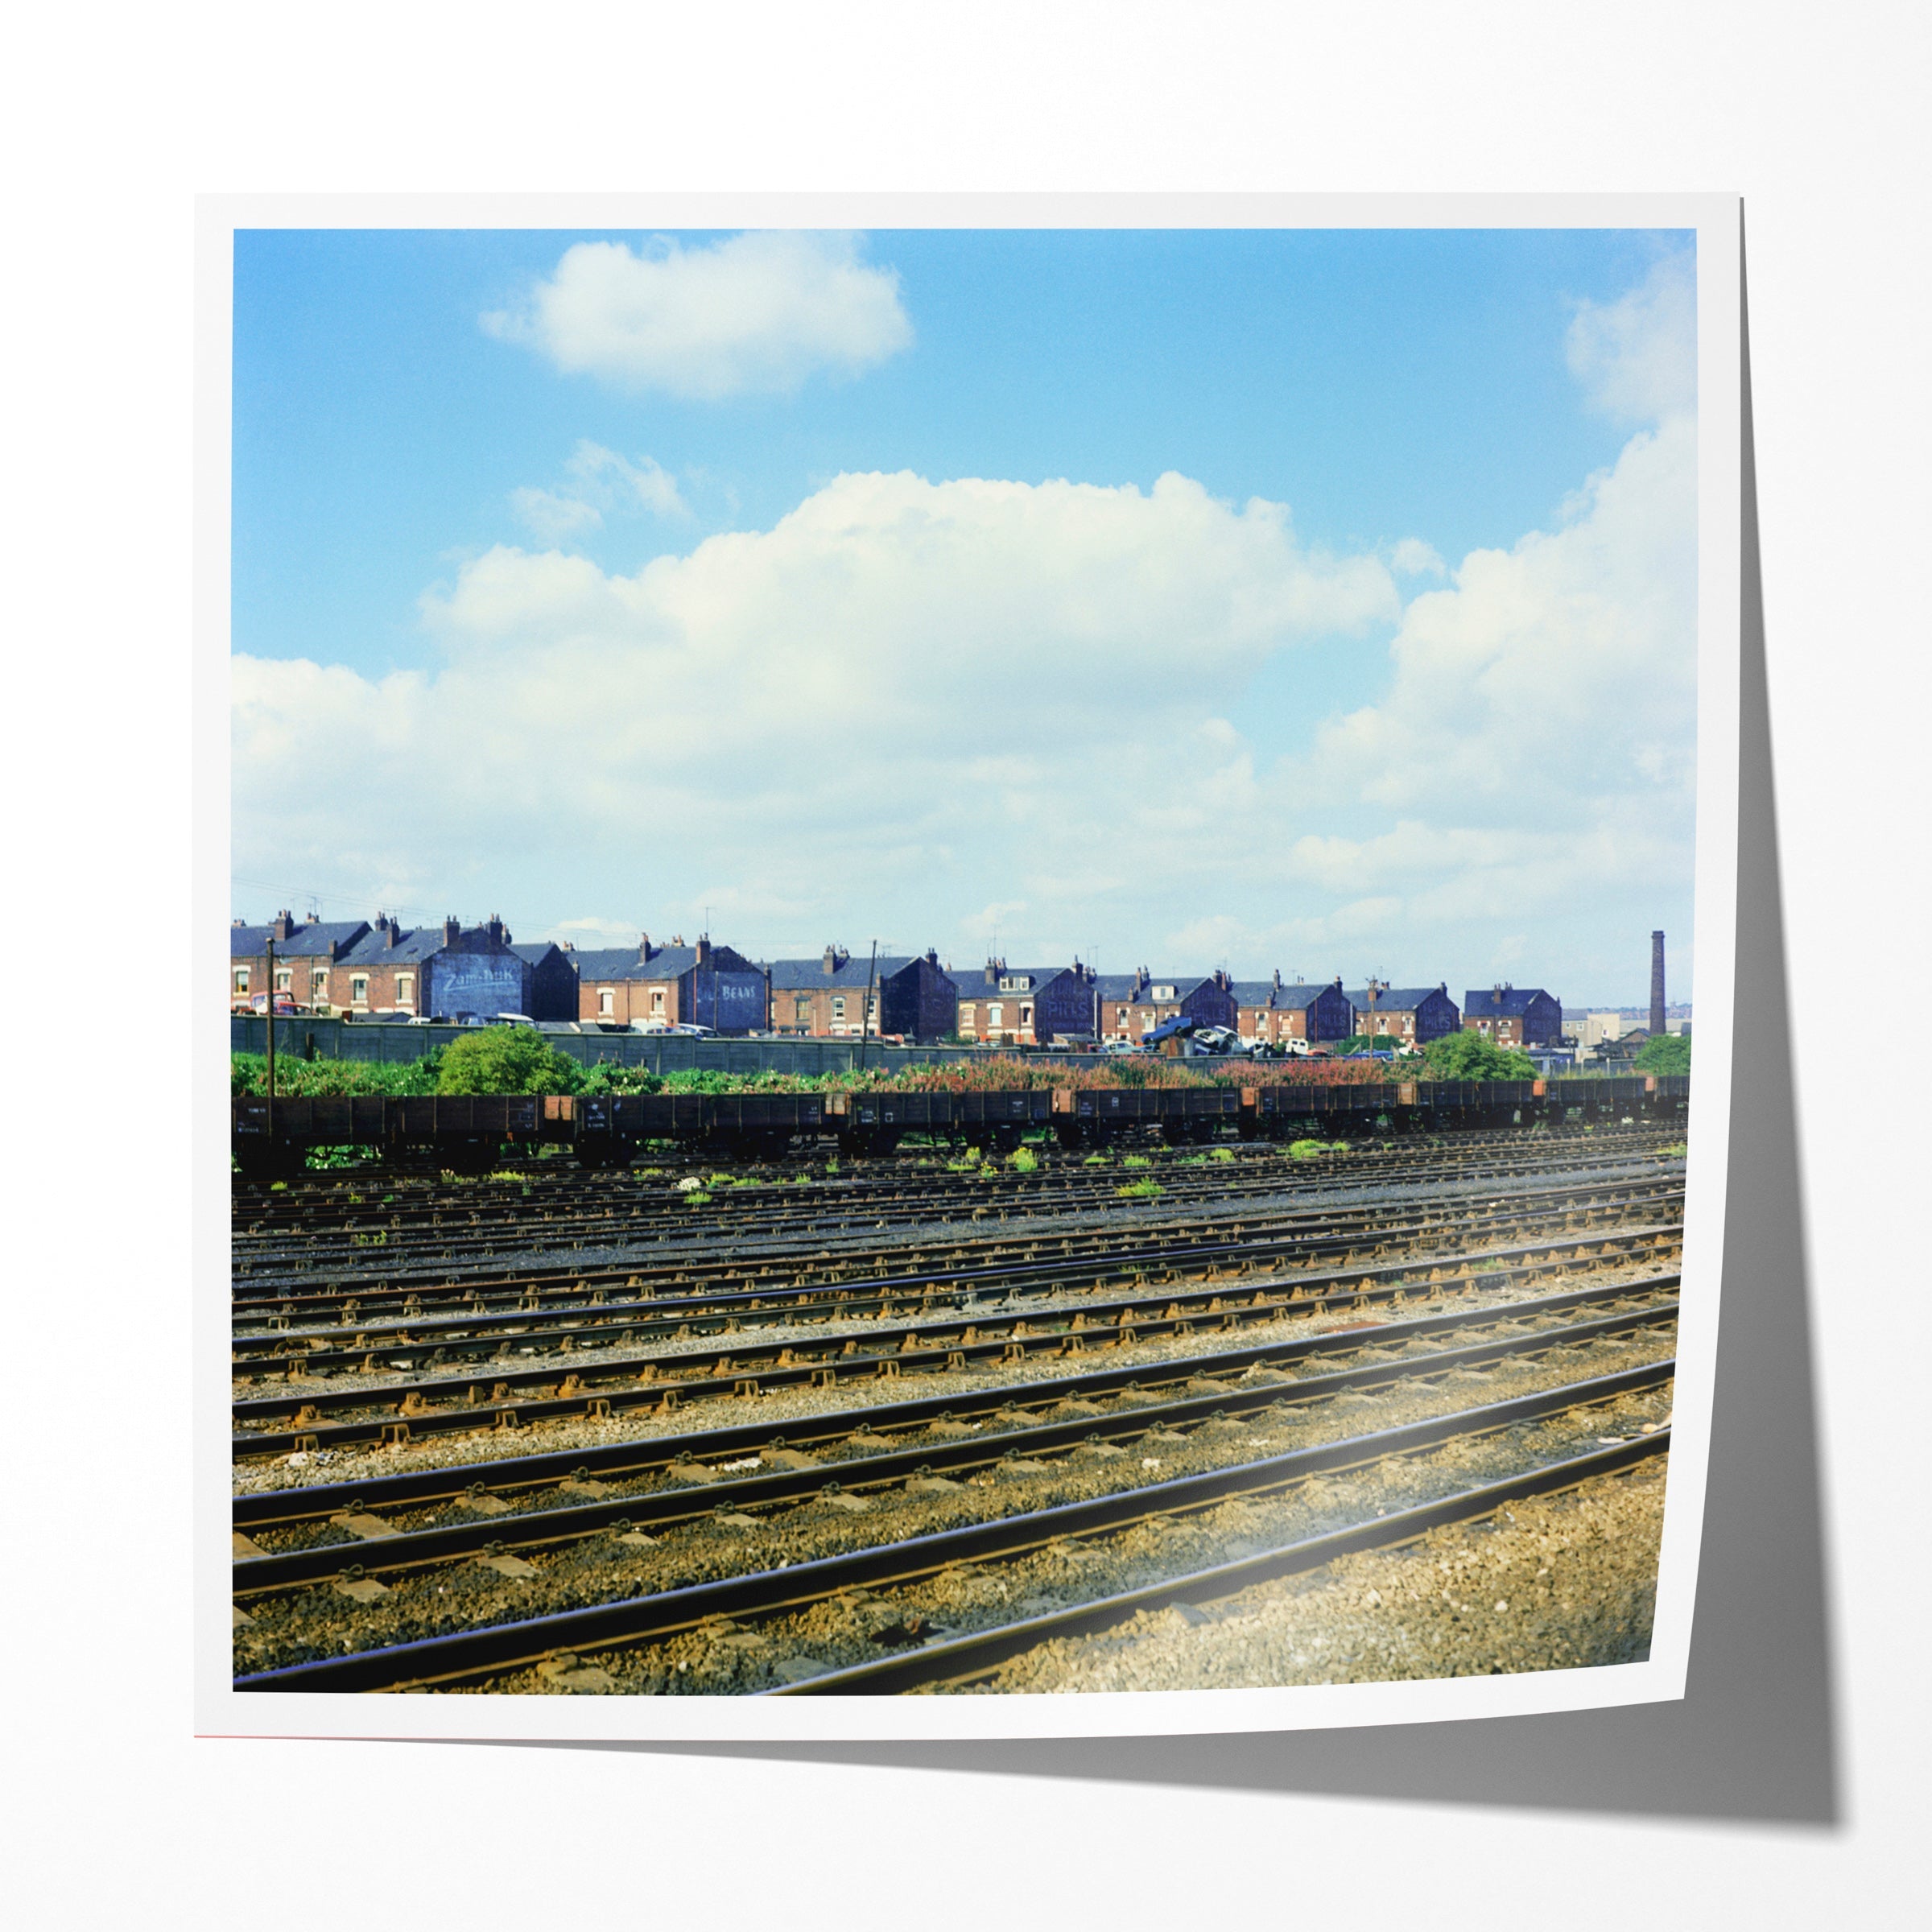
[1092,968,1239,1046]
[1462,984,1563,1048]
[1229,973,1353,1047]
[953,960,1099,1046]
[510,941,580,1022]
[573,933,766,1033]
[1344,980,1461,1046]
[230,911,369,1012]
[766,947,957,1041]
[326,914,538,1021]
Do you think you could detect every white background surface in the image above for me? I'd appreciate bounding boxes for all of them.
[8,4,1925,1924]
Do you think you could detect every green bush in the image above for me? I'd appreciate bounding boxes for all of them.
[1635,1034,1691,1075]
[1422,1031,1538,1080]
[1008,1146,1039,1173]
[434,1026,586,1096]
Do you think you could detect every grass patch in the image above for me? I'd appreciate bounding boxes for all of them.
[1116,1179,1163,1199]
[1662,1141,1688,1157]
[1008,1146,1039,1173]
[1212,1146,1236,1162]
[1082,1153,1108,1166]
[1121,1154,1151,1170]
[1286,1137,1351,1160]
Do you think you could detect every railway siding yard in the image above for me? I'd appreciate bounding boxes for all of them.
[229,1109,1686,1697]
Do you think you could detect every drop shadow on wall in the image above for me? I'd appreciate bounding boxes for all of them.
[467,215,1840,1826]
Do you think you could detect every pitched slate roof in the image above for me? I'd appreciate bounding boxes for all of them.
[951,964,1079,995]
[1345,985,1455,1013]
[231,920,368,960]
[572,943,755,983]
[511,941,567,965]
[766,954,914,993]
[1462,986,1556,1018]
[335,924,447,966]
[1230,979,1346,1012]
[1090,974,1142,1005]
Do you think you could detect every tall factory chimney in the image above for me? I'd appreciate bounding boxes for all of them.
[1649,931,1666,1038]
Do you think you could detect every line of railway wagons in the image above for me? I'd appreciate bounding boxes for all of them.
[231,1075,1690,1176]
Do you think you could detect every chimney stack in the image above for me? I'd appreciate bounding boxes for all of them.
[485,914,504,947]
[443,916,460,947]
[695,935,710,966]
[1649,931,1666,1037]
[272,910,295,942]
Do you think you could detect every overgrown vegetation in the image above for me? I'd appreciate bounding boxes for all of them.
[1420,1031,1540,1080]
[1287,1137,1351,1160]
[1634,1034,1692,1075]
[435,1028,588,1096]
[1116,1179,1163,1199]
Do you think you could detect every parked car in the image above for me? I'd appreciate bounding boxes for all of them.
[671,1022,717,1038]
[494,1013,536,1027]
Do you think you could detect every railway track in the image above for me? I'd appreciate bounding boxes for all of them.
[231,1170,1683,1348]
[230,1117,1685,1696]
[233,1354,1674,1692]
[233,1158,1685,1323]
[233,1274,1678,1583]
[230,1220,1680,1456]
[232,1132,1684,1278]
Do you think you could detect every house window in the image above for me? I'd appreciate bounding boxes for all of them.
[233,968,250,994]
[275,968,292,993]
[598,989,614,1016]
[312,969,328,999]
[350,975,369,1005]
[794,997,811,1025]
[1117,1007,1128,1026]
[832,996,846,1020]
[650,989,664,1010]
[1019,1005,1033,1026]
[988,1003,1004,1027]
[959,1005,976,1030]
[396,974,414,1006]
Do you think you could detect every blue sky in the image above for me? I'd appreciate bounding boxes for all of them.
[232,226,1699,1005]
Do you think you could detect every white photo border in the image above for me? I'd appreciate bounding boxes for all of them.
[196,190,1741,1744]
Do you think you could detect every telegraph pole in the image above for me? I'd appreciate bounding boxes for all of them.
[263,931,277,1146]
[856,940,879,1074]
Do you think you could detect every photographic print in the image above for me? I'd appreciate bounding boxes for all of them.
[203,198,1740,1739]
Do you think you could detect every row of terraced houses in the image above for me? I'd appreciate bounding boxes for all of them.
[230,911,1563,1050]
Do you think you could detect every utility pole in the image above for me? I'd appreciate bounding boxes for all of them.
[855,940,879,1075]
[264,931,277,1146]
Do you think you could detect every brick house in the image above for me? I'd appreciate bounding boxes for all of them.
[1092,968,1238,1045]
[1344,980,1462,1046]
[1230,973,1353,1046]
[766,947,957,1040]
[230,910,369,1013]
[952,959,1098,1046]
[573,934,766,1033]
[512,941,580,1022]
[1463,984,1563,1047]
[325,914,539,1020]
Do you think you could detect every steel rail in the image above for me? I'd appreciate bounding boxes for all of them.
[233,1135,1682,1254]
[229,1224,1682,1453]
[231,1183,1685,1360]
[233,1145,1685,1291]
[233,1359,1674,1691]
[231,1295,1678,1596]
[766,1430,1672,1695]
[233,1269,1681,1530]
[230,1172,1684,1335]
[229,1169,1682,1330]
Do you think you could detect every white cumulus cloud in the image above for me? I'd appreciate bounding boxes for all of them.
[509,441,687,543]
[483,232,913,398]
[1567,249,1697,424]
